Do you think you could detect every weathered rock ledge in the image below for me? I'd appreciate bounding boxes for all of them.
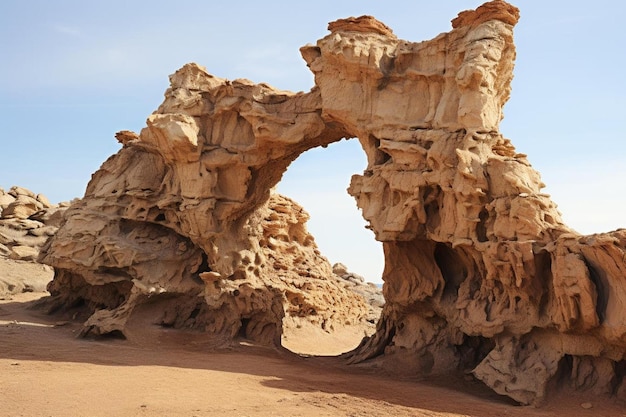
[40,0,626,405]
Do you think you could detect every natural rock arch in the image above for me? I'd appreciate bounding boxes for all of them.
[40,1,626,406]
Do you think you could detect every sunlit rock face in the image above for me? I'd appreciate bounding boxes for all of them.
[41,1,626,405]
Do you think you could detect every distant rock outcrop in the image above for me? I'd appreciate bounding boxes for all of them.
[333,262,384,323]
[40,0,626,405]
[0,186,68,295]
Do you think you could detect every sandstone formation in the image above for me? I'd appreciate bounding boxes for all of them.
[0,186,68,295]
[333,262,384,324]
[41,181,375,346]
[40,0,626,405]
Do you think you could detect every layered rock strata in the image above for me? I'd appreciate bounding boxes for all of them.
[40,0,626,405]
[0,186,68,295]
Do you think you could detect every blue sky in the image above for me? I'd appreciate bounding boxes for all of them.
[1,1,625,283]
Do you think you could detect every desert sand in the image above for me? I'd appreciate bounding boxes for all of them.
[1,291,624,417]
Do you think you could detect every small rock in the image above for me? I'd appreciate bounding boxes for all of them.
[29,208,66,227]
[332,262,349,276]
[9,186,35,198]
[116,130,140,146]
[0,193,16,210]
[580,402,593,409]
[9,245,39,261]
[2,196,40,219]
[35,193,52,208]
[0,243,10,257]
[346,272,365,283]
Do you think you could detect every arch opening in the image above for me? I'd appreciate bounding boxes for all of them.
[274,138,385,356]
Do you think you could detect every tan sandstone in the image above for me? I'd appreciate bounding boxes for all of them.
[0,186,67,295]
[39,1,626,406]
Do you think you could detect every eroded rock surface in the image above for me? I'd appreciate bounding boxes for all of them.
[0,186,68,295]
[40,0,625,405]
[41,175,375,346]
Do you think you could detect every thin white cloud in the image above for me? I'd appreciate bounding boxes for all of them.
[52,24,81,37]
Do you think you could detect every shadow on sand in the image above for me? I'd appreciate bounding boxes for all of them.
[1,294,614,417]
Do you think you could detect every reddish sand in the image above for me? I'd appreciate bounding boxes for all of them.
[1,292,624,417]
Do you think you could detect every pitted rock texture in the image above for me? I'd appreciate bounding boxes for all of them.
[40,1,625,405]
[0,186,68,295]
[41,182,374,346]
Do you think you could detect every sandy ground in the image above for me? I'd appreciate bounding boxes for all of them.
[1,292,625,417]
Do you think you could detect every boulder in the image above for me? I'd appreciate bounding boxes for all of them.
[332,263,349,277]
[0,191,16,209]
[8,186,36,199]
[0,186,70,296]
[9,245,39,262]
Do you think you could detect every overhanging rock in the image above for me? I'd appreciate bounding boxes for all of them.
[40,1,626,405]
